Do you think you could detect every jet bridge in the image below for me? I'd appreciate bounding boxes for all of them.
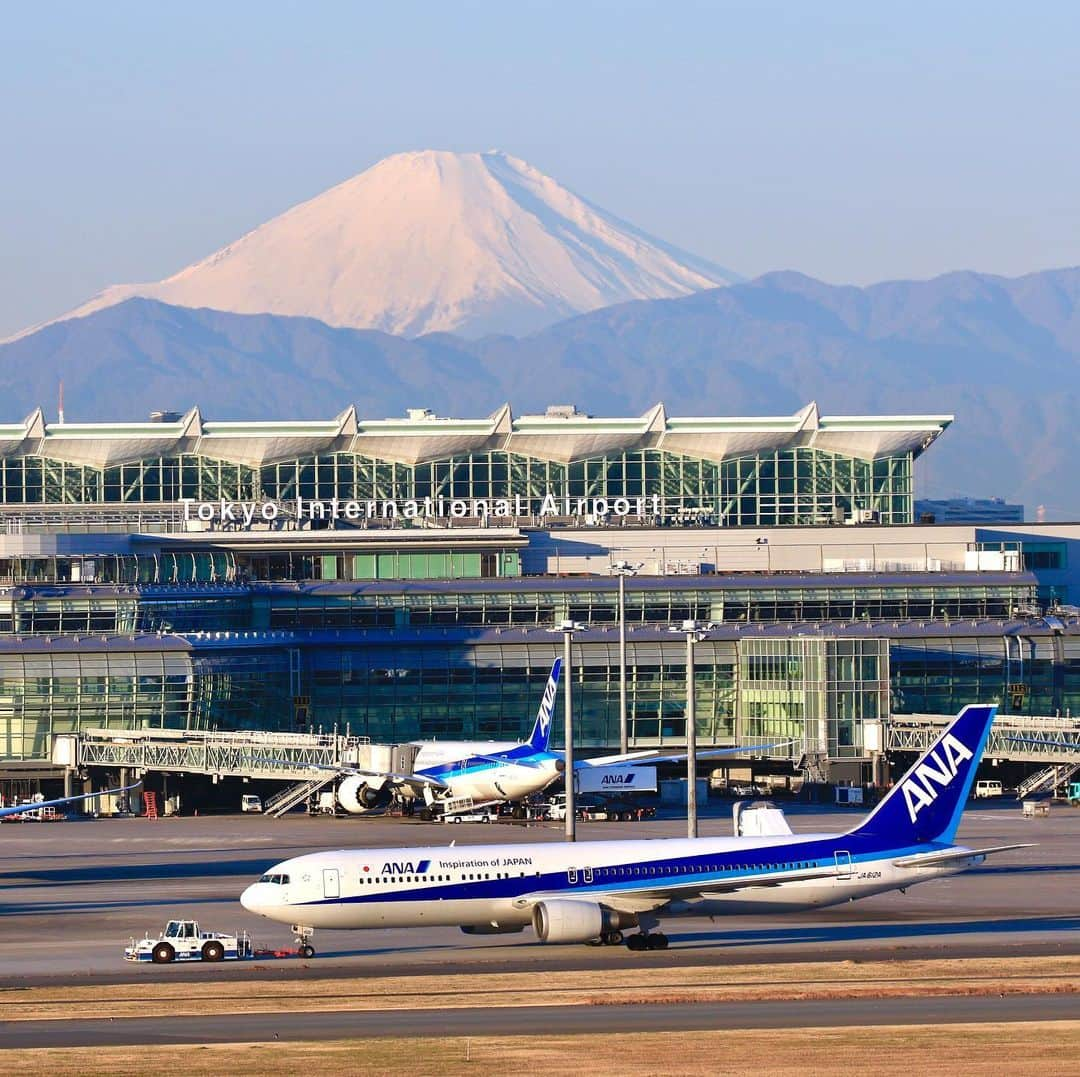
[57,728,419,783]
[885,713,1080,763]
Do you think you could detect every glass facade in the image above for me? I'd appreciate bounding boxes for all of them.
[0,649,193,760]
[5,629,1079,762]
[0,445,915,526]
[739,638,889,758]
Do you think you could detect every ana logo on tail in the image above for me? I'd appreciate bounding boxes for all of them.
[537,664,559,738]
[900,733,974,823]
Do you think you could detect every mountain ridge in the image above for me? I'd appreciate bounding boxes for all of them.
[2,266,1079,513]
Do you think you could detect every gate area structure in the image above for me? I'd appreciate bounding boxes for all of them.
[55,727,419,784]
[886,713,1080,765]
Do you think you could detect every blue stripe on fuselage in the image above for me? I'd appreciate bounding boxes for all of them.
[294,833,935,908]
[417,746,554,781]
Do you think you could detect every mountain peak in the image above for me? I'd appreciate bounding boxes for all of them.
[23,151,738,340]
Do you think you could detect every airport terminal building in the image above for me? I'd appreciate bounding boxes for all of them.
[1,402,1079,789]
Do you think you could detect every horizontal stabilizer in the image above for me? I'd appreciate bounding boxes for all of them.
[892,843,1035,868]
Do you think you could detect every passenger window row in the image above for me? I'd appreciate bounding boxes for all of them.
[359,870,533,885]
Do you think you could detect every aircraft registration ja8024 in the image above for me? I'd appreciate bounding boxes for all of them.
[241,704,1031,954]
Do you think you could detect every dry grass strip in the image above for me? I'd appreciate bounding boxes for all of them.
[2,955,1077,1022]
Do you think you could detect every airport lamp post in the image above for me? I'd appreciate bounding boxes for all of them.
[682,619,708,839]
[612,560,642,757]
[557,620,584,842]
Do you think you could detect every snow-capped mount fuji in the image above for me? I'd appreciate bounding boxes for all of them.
[30,150,739,339]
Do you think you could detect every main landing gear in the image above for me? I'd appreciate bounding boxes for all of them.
[292,923,316,959]
[626,932,668,951]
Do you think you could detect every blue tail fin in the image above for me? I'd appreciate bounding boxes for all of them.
[527,659,562,751]
[848,703,996,846]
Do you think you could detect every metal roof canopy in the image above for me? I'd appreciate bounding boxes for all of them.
[0,402,953,468]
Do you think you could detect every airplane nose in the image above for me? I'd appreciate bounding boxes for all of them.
[240,883,260,913]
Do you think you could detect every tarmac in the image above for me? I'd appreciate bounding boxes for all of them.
[2,798,1077,988]
[3,995,1079,1049]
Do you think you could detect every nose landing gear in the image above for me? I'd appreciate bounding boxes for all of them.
[291,923,316,958]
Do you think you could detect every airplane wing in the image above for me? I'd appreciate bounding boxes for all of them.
[0,782,142,819]
[254,757,449,791]
[580,741,796,768]
[511,862,834,917]
[891,844,1036,868]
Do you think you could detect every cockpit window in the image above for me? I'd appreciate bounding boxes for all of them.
[258,873,290,885]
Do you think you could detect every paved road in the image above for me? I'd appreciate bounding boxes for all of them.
[3,993,1077,1048]
[2,804,1078,988]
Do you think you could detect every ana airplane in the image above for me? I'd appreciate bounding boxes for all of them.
[320,658,779,816]
[241,703,1030,954]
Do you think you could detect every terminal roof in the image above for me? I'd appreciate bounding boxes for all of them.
[0,402,953,467]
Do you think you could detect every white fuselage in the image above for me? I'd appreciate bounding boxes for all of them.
[409,742,563,805]
[240,832,978,933]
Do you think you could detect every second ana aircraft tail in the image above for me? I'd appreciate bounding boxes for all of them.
[527,658,562,752]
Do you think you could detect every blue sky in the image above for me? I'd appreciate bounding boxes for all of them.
[2,0,1079,337]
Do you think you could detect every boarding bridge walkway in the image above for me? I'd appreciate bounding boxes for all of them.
[886,713,1080,763]
[66,728,420,784]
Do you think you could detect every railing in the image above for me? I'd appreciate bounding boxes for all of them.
[265,774,337,817]
[77,727,377,781]
[887,713,1080,763]
[1015,762,1080,799]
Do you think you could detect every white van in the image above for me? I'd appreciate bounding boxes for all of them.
[974,780,1003,799]
[240,794,263,813]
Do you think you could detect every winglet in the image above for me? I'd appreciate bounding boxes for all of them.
[527,658,562,751]
[847,703,997,846]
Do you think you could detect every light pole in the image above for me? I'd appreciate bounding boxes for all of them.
[681,619,708,839]
[553,619,584,842]
[612,560,642,757]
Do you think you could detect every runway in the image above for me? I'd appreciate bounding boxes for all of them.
[2,800,1078,990]
[2,992,1077,1049]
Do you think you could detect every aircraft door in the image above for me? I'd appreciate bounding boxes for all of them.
[834,851,854,879]
[323,867,341,898]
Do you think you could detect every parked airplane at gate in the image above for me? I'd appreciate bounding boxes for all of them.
[242,703,1030,953]
[320,658,775,816]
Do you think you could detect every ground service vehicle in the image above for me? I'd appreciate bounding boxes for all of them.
[125,920,254,963]
[441,807,499,823]
[974,780,1003,798]
[241,794,263,813]
[547,793,655,822]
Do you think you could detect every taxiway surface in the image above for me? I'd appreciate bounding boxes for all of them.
[3,994,1078,1049]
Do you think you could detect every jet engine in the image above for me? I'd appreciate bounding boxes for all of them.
[532,899,636,944]
[336,775,391,814]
